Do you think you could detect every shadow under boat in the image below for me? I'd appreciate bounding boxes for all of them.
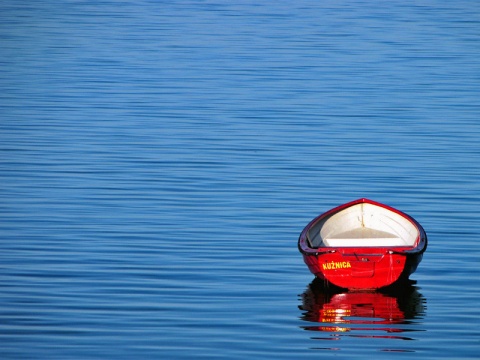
[299,278,426,338]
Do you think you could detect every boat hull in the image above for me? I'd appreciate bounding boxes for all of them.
[298,199,427,290]
[301,248,423,290]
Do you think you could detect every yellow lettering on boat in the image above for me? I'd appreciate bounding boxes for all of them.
[322,261,352,270]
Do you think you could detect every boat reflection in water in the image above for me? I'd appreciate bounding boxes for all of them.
[299,278,426,350]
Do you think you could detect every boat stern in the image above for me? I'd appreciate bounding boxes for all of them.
[301,247,424,290]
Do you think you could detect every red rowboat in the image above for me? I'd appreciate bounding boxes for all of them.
[298,198,427,290]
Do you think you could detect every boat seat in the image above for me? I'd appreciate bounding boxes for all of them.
[322,227,408,247]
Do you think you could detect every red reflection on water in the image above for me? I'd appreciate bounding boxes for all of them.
[299,278,425,341]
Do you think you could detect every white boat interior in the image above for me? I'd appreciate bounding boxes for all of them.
[308,202,419,247]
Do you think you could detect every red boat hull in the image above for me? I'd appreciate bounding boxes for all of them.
[301,248,423,290]
[298,199,427,290]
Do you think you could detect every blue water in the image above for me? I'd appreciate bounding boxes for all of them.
[1,1,479,359]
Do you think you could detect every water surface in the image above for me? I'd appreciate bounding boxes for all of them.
[1,1,479,359]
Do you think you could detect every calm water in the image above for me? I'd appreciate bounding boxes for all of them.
[1,1,479,359]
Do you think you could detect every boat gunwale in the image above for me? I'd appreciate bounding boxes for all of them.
[298,198,427,256]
